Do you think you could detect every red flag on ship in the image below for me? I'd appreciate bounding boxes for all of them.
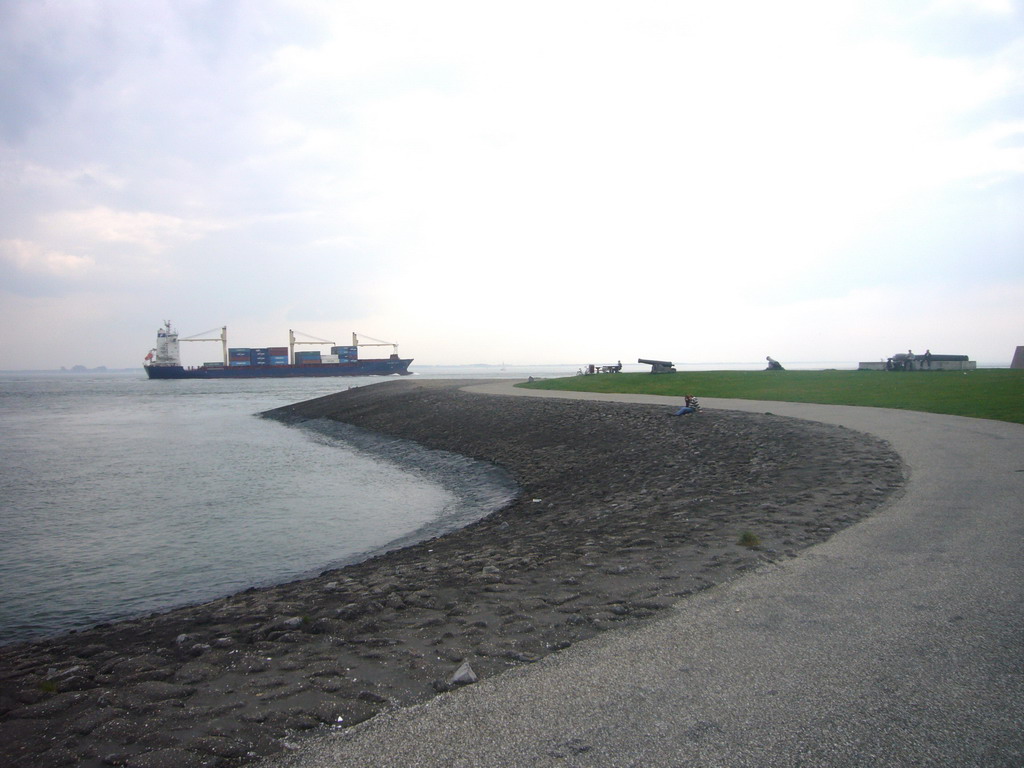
[145,351,154,361]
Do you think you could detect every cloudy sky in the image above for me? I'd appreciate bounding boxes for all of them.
[1,0,1021,370]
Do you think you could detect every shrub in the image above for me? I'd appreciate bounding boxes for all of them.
[738,530,760,548]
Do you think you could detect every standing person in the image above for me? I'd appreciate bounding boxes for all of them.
[923,349,932,369]
[905,350,916,371]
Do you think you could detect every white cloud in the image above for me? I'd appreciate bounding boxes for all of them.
[39,207,224,253]
[0,240,95,277]
[13,161,126,192]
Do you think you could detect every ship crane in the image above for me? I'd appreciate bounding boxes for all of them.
[289,329,336,365]
[179,326,228,365]
[353,332,399,357]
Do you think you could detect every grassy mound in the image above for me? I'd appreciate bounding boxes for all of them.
[520,369,1024,424]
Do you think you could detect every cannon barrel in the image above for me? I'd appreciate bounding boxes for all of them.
[638,358,676,373]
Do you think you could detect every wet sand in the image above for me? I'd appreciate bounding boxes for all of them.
[0,380,904,768]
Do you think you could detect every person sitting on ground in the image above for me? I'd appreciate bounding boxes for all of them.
[674,395,700,415]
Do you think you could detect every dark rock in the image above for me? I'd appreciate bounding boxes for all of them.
[125,681,195,702]
[92,717,145,745]
[9,691,87,719]
[70,708,118,735]
[192,735,252,759]
[174,662,217,684]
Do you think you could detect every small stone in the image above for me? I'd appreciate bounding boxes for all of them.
[506,651,540,663]
[449,661,478,685]
[336,603,364,620]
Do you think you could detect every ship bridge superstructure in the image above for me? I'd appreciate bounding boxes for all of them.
[149,321,181,366]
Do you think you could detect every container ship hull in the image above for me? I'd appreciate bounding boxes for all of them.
[145,358,412,379]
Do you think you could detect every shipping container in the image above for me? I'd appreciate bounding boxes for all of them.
[268,356,288,365]
[229,360,251,367]
[267,347,288,355]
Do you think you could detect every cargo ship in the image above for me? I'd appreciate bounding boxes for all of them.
[144,321,413,379]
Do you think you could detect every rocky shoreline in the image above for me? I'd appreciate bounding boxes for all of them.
[0,380,905,768]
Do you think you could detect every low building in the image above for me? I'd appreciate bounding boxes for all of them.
[859,352,975,371]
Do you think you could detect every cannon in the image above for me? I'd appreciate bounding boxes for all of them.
[638,358,676,374]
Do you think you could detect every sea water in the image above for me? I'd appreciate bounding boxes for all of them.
[0,372,521,645]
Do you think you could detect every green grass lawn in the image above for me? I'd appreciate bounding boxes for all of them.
[520,369,1024,424]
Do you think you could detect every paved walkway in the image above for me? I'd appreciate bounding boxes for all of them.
[264,382,1024,767]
